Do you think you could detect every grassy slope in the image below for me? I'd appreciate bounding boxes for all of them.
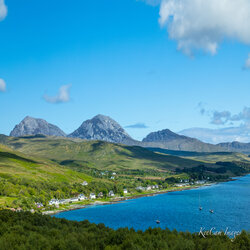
[0,144,92,183]
[0,135,208,171]
[0,143,97,208]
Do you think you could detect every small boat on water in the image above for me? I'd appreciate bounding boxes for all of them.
[209,209,214,214]
[156,220,160,224]
[199,194,202,211]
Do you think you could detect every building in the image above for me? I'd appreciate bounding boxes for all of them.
[82,181,88,186]
[36,203,43,208]
[89,193,96,199]
[78,194,86,201]
[175,183,189,187]
[195,180,206,185]
[146,186,152,191]
[123,189,128,194]
[108,191,115,197]
[110,176,115,180]
[70,197,79,203]
[49,199,59,206]
[136,186,145,191]
[98,192,103,198]
[59,199,70,204]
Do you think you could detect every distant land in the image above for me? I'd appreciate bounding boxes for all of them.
[1,134,250,212]
[180,127,250,144]
[7,115,250,154]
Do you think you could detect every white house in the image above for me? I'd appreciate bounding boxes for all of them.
[136,186,145,191]
[195,180,206,185]
[108,190,115,197]
[146,186,152,191]
[49,199,59,206]
[123,189,128,194]
[70,197,79,203]
[112,172,117,175]
[176,183,189,187]
[89,193,96,199]
[59,199,70,205]
[82,181,88,186]
[78,194,86,201]
[110,176,115,180]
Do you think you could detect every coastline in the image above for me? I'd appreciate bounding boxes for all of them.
[44,174,250,216]
[44,182,217,216]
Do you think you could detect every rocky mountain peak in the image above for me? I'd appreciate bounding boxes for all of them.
[10,116,66,137]
[68,114,134,144]
[142,129,188,142]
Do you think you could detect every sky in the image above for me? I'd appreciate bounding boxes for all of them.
[1,0,250,142]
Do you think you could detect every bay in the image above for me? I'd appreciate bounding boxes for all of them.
[54,175,250,233]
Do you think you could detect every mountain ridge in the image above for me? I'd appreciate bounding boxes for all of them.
[7,115,250,153]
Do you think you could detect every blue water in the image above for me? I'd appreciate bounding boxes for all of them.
[55,175,250,233]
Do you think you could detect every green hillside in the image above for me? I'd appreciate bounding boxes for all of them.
[1,135,250,212]
[0,144,93,209]
[0,135,206,172]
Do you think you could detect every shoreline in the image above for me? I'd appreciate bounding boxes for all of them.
[44,175,250,216]
[44,182,217,216]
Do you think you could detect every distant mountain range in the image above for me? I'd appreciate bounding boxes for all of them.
[141,129,222,152]
[179,127,250,144]
[8,115,250,153]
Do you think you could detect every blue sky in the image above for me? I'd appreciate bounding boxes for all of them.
[1,0,250,141]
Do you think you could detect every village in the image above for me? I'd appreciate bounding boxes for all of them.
[39,177,209,210]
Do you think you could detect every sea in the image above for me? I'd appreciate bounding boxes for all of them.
[54,174,250,233]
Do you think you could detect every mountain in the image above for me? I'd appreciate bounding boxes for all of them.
[217,141,250,154]
[10,116,66,137]
[179,127,250,144]
[68,114,138,144]
[142,129,223,152]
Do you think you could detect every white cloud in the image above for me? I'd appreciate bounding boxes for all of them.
[244,53,250,69]
[158,0,250,55]
[0,78,6,92]
[43,84,71,104]
[0,0,7,21]
[211,111,231,125]
[199,105,250,126]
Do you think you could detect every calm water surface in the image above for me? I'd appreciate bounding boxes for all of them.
[55,175,250,232]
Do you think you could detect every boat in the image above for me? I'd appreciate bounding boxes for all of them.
[209,209,214,213]
[199,194,202,210]
[156,220,160,224]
